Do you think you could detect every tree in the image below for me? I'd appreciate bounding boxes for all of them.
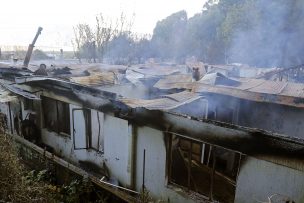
[72,0,304,67]
[72,23,94,62]
[95,14,117,63]
[218,0,304,67]
[72,12,134,63]
[151,10,188,61]
[132,34,152,64]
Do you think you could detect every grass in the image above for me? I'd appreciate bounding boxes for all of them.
[0,121,112,203]
[0,127,55,202]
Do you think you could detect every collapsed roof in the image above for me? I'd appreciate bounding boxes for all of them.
[1,62,304,157]
[155,74,304,108]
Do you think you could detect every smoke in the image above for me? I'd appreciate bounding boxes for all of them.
[228,0,304,68]
[150,10,188,63]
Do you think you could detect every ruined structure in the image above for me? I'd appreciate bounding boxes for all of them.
[0,62,303,203]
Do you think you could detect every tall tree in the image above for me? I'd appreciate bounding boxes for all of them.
[151,10,188,61]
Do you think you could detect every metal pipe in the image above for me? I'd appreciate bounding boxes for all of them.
[98,178,139,194]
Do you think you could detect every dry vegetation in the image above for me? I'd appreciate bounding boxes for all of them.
[0,116,150,203]
[0,121,111,203]
[0,128,55,202]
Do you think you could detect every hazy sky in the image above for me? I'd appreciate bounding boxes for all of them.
[0,0,206,51]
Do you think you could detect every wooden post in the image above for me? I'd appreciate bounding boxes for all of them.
[210,147,216,201]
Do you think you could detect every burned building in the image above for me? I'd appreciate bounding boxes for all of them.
[0,63,303,203]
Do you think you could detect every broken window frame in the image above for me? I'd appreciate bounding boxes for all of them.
[90,110,104,152]
[72,108,102,152]
[41,96,70,136]
[166,132,242,202]
[23,98,34,111]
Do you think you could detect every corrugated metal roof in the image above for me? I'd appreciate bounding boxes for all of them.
[121,98,177,110]
[281,83,304,98]
[0,88,17,102]
[70,71,116,86]
[154,75,304,107]
[199,72,240,86]
[120,91,202,110]
[162,91,200,102]
[0,80,40,100]
[128,66,181,76]
[154,74,192,90]
[236,78,304,98]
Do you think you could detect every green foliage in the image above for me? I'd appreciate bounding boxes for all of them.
[58,178,94,203]
[24,169,55,184]
[24,170,96,203]
[147,0,304,67]
[72,1,304,67]
[0,131,55,202]
[137,188,153,203]
[23,170,100,203]
[106,32,134,64]
[151,10,188,60]
[0,120,108,203]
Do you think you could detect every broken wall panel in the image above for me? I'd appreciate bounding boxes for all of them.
[169,134,240,203]
[40,103,105,168]
[90,109,104,152]
[238,99,304,139]
[103,115,132,187]
[135,126,197,203]
[72,108,88,149]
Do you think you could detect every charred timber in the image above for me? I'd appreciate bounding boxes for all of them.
[15,77,304,157]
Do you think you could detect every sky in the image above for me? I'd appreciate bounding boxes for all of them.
[0,0,206,51]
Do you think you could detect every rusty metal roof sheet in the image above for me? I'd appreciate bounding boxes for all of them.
[120,91,202,110]
[154,75,304,108]
[128,66,181,77]
[70,71,116,86]
[162,91,200,102]
[154,74,192,90]
[236,78,304,97]
[0,86,17,102]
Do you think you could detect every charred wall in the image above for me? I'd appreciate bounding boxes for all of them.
[198,93,304,139]
[238,100,304,139]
